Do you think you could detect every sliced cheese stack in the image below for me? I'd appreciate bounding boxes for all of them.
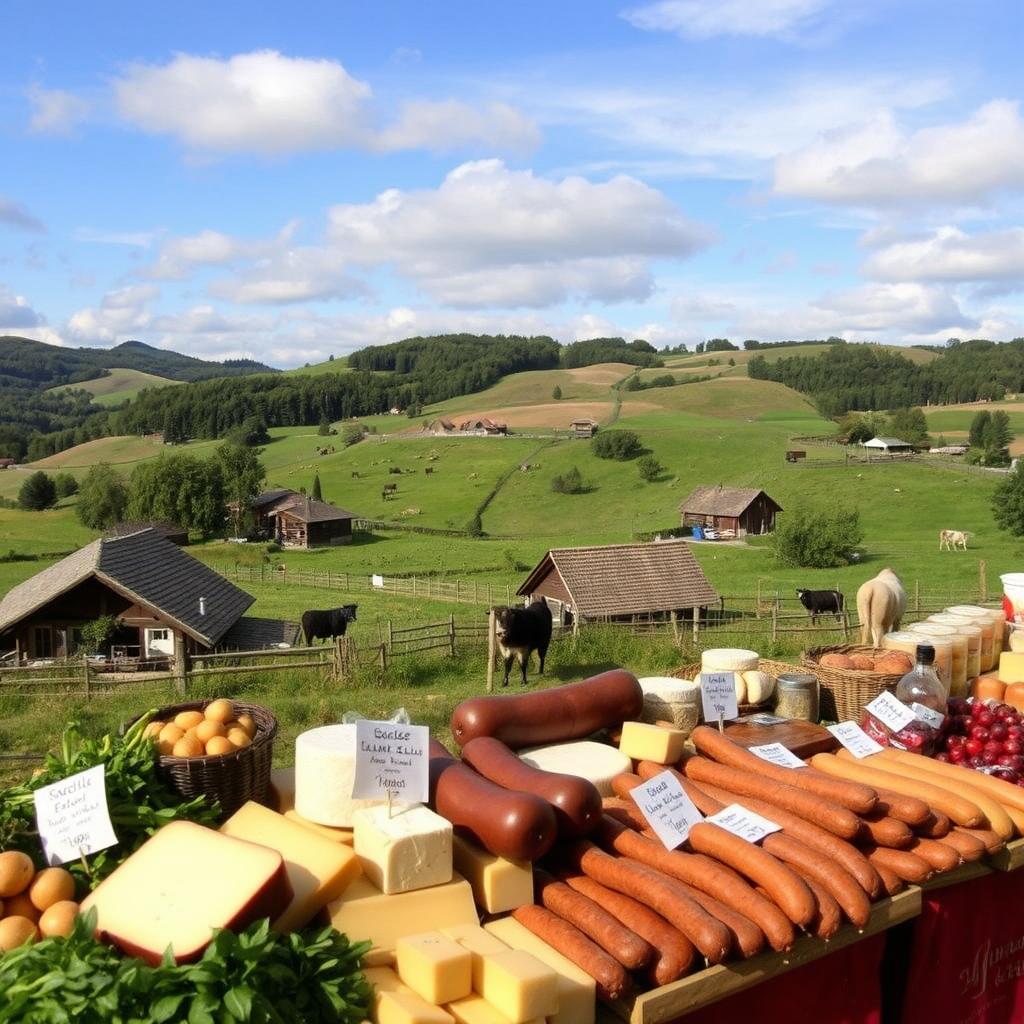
[452,835,532,914]
[295,724,381,827]
[518,741,631,797]
[637,677,701,733]
[354,804,453,895]
[364,966,455,1024]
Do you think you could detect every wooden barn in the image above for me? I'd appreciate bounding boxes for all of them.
[251,490,356,548]
[0,528,255,666]
[569,418,598,438]
[516,540,719,627]
[679,485,782,537]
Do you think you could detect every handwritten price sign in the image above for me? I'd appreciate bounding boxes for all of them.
[700,672,739,724]
[33,765,118,866]
[707,803,782,844]
[634,769,705,850]
[352,720,430,803]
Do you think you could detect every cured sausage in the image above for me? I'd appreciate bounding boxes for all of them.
[873,862,906,897]
[512,905,630,1001]
[681,756,862,839]
[938,830,986,863]
[669,878,765,959]
[450,670,643,748]
[563,841,732,964]
[690,726,878,814]
[562,874,695,986]
[611,772,646,800]
[428,739,557,860]
[859,810,914,849]
[601,797,650,833]
[873,787,932,828]
[595,816,796,953]
[906,836,960,873]
[958,826,1005,855]
[861,845,933,884]
[915,811,952,839]
[461,736,602,837]
[777,870,841,940]
[534,869,653,970]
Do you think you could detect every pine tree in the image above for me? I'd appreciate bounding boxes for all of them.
[312,473,323,501]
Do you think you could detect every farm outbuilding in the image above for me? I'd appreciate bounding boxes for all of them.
[569,418,598,438]
[251,490,356,548]
[459,418,508,435]
[679,485,782,537]
[516,540,719,627]
[861,436,916,454]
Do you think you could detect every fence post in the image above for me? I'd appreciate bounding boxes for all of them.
[387,620,393,654]
[842,609,850,641]
[474,581,478,604]
[914,580,921,613]
[456,580,461,602]
[449,614,456,657]
[173,633,188,697]
[692,607,701,642]
[378,643,387,671]
[771,606,778,643]
[82,655,91,700]
[486,609,496,693]
[506,585,511,605]
[756,579,762,619]
[487,583,492,606]
[979,560,988,603]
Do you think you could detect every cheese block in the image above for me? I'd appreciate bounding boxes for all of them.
[451,835,532,914]
[701,648,759,672]
[80,821,290,965]
[295,724,382,826]
[518,741,631,797]
[475,950,559,1024]
[618,721,686,765]
[999,652,1024,684]
[441,923,509,974]
[637,677,701,732]
[446,994,543,1024]
[269,767,296,813]
[354,804,453,895]
[484,918,594,1024]
[327,873,478,956]
[220,801,361,932]
[364,966,455,1024]
[397,932,473,1005]
[283,809,354,845]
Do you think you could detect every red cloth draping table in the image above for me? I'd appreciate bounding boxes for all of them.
[900,869,1024,1024]
[676,932,886,1024]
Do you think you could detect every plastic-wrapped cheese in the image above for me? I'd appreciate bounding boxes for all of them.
[518,741,631,796]
[637,677,701,733]
[295,724,381,827]
[701,648,759,673]
[742,670,775,705]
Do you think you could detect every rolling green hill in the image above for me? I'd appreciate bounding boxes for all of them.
[48,367,183,406]
[285,357,351,376]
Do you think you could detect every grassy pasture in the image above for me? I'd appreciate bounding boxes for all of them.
[48,367,181,406]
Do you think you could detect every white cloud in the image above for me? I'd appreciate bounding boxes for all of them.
[150,305,274,335]
[0,285,46,329]
[74,227,162,247]
[26,85,90,136]
[0,196,45,233]
[374,100,540,154]
[145,224,298,280]
[774,100,1024,206]
[66,284,160,344]
[623,0,832,40]
[208,247,370,305]
[864,226,1024,283]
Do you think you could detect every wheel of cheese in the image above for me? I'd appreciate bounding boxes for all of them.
[518,741,632,796]
[295,725,382,827]
[700,648,759,673]
[637,677,702,734]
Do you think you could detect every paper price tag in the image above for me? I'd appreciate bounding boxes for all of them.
[864,691,916,733]
[700,672,739,723]
[748,742,806,769]
[352,720,430,803]
[707,803,782,844]
[828,721,884,758]
[634,769,705,850]
[912,703,945,730]
[33,765,118,866]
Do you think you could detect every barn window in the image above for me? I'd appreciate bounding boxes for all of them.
[33,626,53,658]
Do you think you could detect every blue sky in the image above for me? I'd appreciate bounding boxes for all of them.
[2,0,1023,366]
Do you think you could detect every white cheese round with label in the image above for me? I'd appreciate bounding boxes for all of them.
[701,648,760,673]
[638,677,702,733]
[518,741,632,796]
[295,724,382,827]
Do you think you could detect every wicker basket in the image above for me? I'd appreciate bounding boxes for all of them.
[136,700,278,820]
[675,659,807,718]
[802,645,904,722]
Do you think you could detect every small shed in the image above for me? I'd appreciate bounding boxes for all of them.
[569,418,598,439]
[679,485,782,537]
[254,491,356,548]
[0,458,15,469]
[428,418,456,434]
[459,418,508,435]
[105,520,189,546]
[861,436,915,454]
[516,541,719,627]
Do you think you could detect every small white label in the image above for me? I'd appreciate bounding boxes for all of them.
[864,691,916,733]
[828,721,884,758]
[707,803,782,844]
[911,703,945,730]
[633,769,705,850]
[749,742,806,769]
[352,720,430,803]
[745,713,788,725]
[700,672,739,723]
[33,765,119,866]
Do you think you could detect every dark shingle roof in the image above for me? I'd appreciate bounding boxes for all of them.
[679,485,781,517]
[104,520,188,543]
[270,495,356,523]
[219,617,301,650]
[517,541,718,617]
[0,530,253,647]
[252,488,296,509]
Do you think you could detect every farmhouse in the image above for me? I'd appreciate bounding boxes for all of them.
[459,417,508,435]
[516,540,719,627]
[569,418,598,438]
[679,485,782,537]
[428,418,456,434]
[251,489,356,548]
[0,528,255,665]
[861,436,916,454]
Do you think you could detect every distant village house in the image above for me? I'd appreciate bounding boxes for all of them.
[569,418,598,438]
[679,485,782,538]
[250,489,356,548]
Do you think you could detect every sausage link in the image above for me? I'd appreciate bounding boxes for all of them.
[669,879,765,959]
[861,845,933,884]
[937,830,986,863]
[859,809,914,849]
[873,862,906,897]
[915,811,952,838]
[873,788,932,828]
[958,826,1005,855]
[611,772,646,800]
[906,836,960,873]
[776,870,841,940]
[601,797,650,833]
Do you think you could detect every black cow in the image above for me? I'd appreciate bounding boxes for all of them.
[491,598,553,686]
[796,588,845,624]
[302,604,358,644]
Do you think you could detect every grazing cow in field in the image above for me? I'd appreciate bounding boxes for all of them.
[796,588,845,624]
[491,598,553,686]
[939,529,971,551]
[857,568,907,646]
[382,483,398,500]
[302,604,358,644]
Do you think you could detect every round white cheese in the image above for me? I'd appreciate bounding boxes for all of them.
[518,741,632,796]
[701,648,759,672]
[638,677,702,733]
[742,670,775,705]
[295,724,382,827]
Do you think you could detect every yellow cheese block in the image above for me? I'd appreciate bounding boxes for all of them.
[475,951,558,1024]
[441,924,509,975]
[452,836,532,914]
[483,918,594,1024]
[284,809,354,845]
[446,995,543,1024]
[618,721,687,765]
[397,933,473,1005]
[220,801,361,933]
[270,767,296,812]
[327,874,478,956]
[999,652,1024,683]
[364,967,455,1024]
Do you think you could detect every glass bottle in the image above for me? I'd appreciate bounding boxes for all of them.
[893,644,946,755]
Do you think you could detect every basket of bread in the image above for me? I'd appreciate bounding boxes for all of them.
[802,644,914,721]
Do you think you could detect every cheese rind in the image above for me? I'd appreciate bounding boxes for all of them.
[219,801,361,932]
[451,836,532,914]
[637,677,701,732]
[701,648,759,672]
[618,721,686,765]
[483,918,595,1024]
[354,804,453,895]
[364,967,455,1024]
[476,950,558,1024]
[517,741,631,797]
[446,994,543,1024]
[327,874,478,956]
[80,821,290,965]
[397,933,473,1005]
